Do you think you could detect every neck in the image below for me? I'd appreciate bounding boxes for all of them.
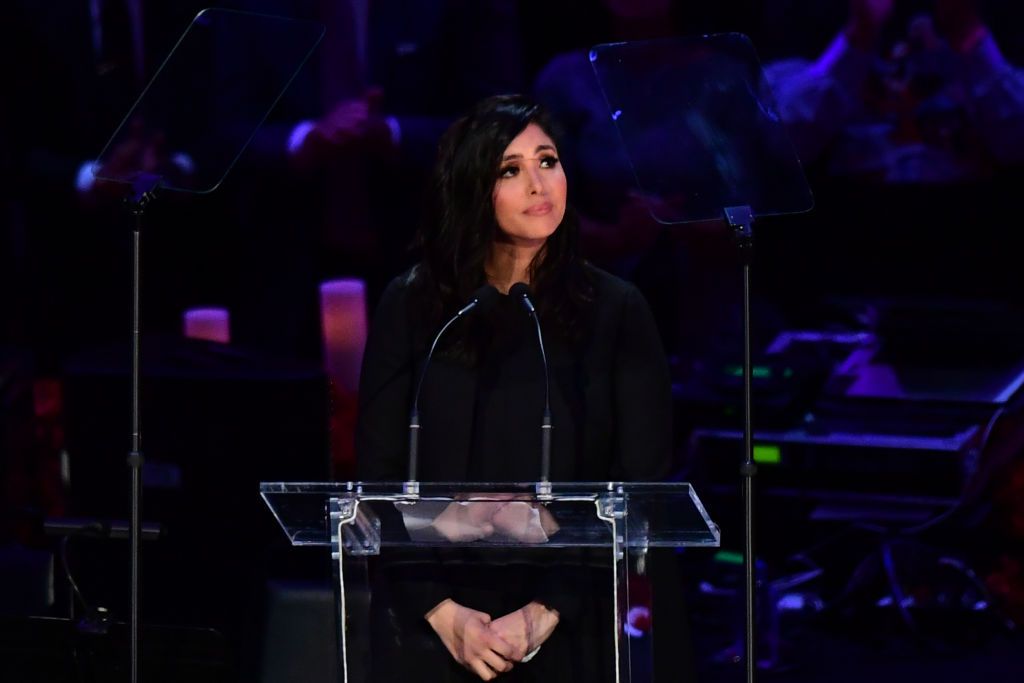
[486,239,544,294]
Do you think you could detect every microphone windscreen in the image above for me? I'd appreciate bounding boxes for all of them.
[508,282,530,299]
[508,282,535,313]
[472,284,501,312]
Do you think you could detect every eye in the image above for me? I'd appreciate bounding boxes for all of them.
[539,155,560,168]
[499,164,519,178]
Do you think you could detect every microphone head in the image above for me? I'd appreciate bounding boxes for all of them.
[508,282,535,313]
[472,284,500,312]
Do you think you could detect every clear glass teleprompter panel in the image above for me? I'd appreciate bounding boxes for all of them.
[93,8,324,193]
[589,33,812,224]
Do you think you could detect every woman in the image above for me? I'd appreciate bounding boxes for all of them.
[356,95,672,681]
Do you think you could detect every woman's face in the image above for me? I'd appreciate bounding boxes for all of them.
[492,123,567,247]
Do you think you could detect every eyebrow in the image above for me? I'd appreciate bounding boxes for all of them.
[502,144,557,161]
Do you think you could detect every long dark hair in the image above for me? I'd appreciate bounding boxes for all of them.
[410,94,594,358]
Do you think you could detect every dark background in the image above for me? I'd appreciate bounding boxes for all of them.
[2,1,1024,681]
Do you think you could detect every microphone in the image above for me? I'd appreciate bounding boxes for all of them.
[406,284,499,492]
[508,283,552,490]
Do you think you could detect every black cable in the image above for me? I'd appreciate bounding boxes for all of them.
[59,536,91,618]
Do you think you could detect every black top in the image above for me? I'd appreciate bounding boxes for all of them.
[356,264,672,484]
[354,265,673,681]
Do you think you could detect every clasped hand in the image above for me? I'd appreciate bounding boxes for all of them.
[426,599,560,681]
[430,497,559,543]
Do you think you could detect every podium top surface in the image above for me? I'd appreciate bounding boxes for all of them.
[260,481,721,550]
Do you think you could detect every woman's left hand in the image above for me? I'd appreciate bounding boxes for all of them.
[490,502,558,543]
[488,601,560,662]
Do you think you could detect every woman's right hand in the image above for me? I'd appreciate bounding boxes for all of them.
[431,501,500,542]
[425,599,516,680]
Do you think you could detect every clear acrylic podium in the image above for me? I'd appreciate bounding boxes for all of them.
[261,482,718,682]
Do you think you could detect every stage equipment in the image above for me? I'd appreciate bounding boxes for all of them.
[88,11,324,682]
[590,34,813,683]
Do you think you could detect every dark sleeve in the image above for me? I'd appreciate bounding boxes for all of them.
[613,285,673,481]
[377,555,455,624]
[532,565,585,622]
[534,284,672,620]
[355,278,455,618]
[355,278,415,481]
[612,287,693,677]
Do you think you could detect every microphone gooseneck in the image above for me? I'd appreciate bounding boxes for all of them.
[407,285,499,488]
[509,283,552,485]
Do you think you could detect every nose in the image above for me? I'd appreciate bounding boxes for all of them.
[525,162,546,195]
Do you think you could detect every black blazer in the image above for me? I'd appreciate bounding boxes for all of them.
[355,265,676,681]
[355,264,672,484]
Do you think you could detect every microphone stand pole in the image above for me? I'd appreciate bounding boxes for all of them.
[404,289,496,496]
[124,172,161,683]
[509,286,553,498]
[725,205,758,683]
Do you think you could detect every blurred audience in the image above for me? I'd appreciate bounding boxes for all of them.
[534,0,769,364]
[766,0,1024,182]
[7,0,218,372]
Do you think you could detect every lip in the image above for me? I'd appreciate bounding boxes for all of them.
[523,202,553,216]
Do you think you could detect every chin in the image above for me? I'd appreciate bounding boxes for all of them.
[509,228,558,244]
[519,218,562,240]
[498,213,563,244]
